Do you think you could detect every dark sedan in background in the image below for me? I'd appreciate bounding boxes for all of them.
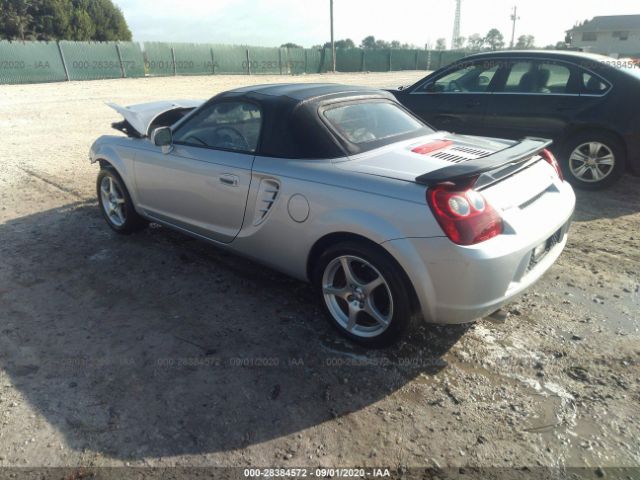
[391,51,640,189]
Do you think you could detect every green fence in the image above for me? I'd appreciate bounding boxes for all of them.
[117,42,145,78]
[143,42,174,76]
[0,40,469,84]
[211,45,248,74]
[59,41,122,80]
[0,41,67,84]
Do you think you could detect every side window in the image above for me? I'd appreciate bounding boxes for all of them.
[537,63,572,94]
[420,61,499,93]
[581,71,610,95]
[503,62,535,92]
[501,61,573,94]
[173,101,262,152]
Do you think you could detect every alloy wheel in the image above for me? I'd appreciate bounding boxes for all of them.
[321,255,393,338]
[100,176,126,227]
[569,142,615,183]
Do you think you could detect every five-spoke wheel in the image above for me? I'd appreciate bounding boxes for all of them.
[100,175,127,227]
[96,167,147,234]
[314,241,414,347]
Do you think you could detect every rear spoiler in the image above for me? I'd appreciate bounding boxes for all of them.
[415,137,553,187]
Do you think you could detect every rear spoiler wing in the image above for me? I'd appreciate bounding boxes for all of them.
[415,137,553,188]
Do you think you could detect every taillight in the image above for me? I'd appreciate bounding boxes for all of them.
[427,184,503,246]
[540,149,563,181]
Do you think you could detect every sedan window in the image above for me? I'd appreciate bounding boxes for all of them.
[581,72,610,94]
[173,101,262,152]
[323,101,425,145]
[502,62,574,94]
[503,62,535,92]
[424,62,499,93]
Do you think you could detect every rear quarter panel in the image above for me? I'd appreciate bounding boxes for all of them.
[231,156,444,280]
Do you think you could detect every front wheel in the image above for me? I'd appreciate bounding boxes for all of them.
[559,132,626,190]
[97,168,147,234]
[313,241,414,347]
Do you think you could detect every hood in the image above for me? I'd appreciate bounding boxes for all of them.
[107,99,205,137]
[336,132,515,183]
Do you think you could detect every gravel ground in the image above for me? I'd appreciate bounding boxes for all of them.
[0,72,639,474]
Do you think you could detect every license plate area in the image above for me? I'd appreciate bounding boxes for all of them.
[528,226,563,270]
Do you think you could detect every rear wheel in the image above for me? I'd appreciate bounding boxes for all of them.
[559,131,626,190]
[97,168,147,234]
[313,241,414,347]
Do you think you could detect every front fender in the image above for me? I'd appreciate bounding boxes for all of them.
[90,136,140,205]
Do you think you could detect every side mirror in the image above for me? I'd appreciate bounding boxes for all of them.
[151,126,173,154]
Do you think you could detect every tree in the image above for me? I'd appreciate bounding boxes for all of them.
[435,38,446,50]
[0,0,32,40]
[360,35,376,49]
[281,42,303,49]
[321,38,355,49]
[466,33,485,51]
[485,28,505,51]
[0,0,131,41]
[515,34,535,49]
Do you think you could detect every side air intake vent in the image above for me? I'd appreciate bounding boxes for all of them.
[253,179,280,226]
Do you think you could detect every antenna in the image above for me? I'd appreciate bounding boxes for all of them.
[451,0,462,49]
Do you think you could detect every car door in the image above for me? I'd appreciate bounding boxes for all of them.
[134,100,262,243]
[398,59,500,135]
[482,59,582,142]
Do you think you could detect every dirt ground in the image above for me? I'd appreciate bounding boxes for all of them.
[0,72,639,474]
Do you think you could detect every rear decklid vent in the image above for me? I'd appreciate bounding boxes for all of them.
[411,140,492,164]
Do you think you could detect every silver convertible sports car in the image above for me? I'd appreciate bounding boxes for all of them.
[90,83,575,346]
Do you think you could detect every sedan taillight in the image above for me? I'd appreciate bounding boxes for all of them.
[540,148,564,181]
[427,184,503,246]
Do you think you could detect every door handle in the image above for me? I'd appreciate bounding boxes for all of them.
[465,100,481,108]
[219,174,239,187]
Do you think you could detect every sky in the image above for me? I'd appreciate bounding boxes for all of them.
[114,0,640,49]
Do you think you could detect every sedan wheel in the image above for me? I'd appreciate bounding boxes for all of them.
[569,142,615,184]
[560,132,625,190]
[322,255,393,338]
[314,241,414,347]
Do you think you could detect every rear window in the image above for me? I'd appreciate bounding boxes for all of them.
[323,101,426,145]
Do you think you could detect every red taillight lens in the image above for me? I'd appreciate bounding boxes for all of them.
[540,148,563,181]
[427,185,503,246]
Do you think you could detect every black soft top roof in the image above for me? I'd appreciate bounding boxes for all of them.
[205,83,417,159]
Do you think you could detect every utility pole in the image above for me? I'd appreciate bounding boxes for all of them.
[510,6,520,48]
[330,0,336,72]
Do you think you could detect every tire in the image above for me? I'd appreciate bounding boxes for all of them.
[313,241,414,348]
[96,167,147,234]
[559,131,626,190]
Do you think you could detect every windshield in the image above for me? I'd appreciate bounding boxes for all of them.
[323,101,429,145]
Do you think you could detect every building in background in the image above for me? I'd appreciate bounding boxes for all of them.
[567,15,640,57]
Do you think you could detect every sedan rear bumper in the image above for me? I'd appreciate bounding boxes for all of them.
[383,183,575,324]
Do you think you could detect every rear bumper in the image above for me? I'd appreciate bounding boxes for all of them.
[383,181,576,324]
